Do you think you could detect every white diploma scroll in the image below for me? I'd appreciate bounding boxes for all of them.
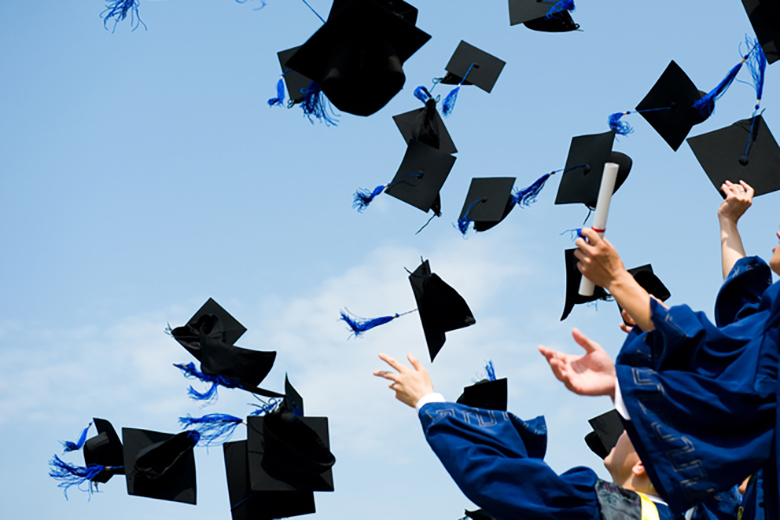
[578,162,620,297]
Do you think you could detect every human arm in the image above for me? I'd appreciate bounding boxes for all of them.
[718,180,753,279]
[538,328,617,399]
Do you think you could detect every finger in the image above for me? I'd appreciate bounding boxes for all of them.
[373,370,399,382]
[619,323,633,334]
[571,328,600,353]
[579,227,600,243]
[407,352,423,371]
[378,353,407,373]
[740,180,754,197]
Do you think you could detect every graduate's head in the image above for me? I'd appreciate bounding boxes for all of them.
[603,431,656,495]
[771,229,780,276]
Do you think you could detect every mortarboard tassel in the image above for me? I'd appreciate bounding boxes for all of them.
[608,112,635,136]
[741,39,768,163]
[101,0,146,32]
[511,163,589,208]
[179,413,246,447]
[485,360,496,382]
[174,362,243,403]
[353,184,388,212]
[301,80,338,126]
[49,455,121,498]
[456,197,484,235]
[442,63,476,117]
[61,422,93,453]
[546,0,575,19]
[339,309,415,337]
[693,40,760,118]
[414,86,436,104]
[249,398,281,416]
[267,72,287,107]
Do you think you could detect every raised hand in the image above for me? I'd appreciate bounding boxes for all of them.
[373,352,434,408]
[538,328,616,399]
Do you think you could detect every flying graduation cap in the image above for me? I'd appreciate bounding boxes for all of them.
[507,0,579,32]
[584,410,625,459]
[742,0,780,64]
[561,248,611,321]
[285,0,431,117]
[269,46,314,108]
[393,97,458,155]
[456,362,508,411]
[170,298,281,402]
[457,177,517,235]
[437,41,506,116]
[619,264,671,325]
[687,115,780,198]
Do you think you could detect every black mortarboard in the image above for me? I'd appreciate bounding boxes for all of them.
[628,265,671,302]
[278,47,313,106]
[282,375,305,417]
[246,413,335,492]
[584,410,625,459]
[384,140,457,215]
[408,259,476,362]
[171,298,247,359]
[507,0,579,32]
[123,428,198,504]
[393,99,458,155]
[440,41,506,93]
[458,177,517,232]
[83,418,125,484]
[456,378,508,411]
[555,131,633,208]
[224,440,316,520]
[561,248,610,321]
[742,0,780,64]
[634,60,708,151]
[687,115,780,197]
[285,0,431,116]
[464,509,497,520]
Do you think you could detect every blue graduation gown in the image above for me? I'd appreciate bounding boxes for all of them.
[419,402,681,519]
[615,256,780,515]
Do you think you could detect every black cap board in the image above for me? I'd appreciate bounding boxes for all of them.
[458,177,517,232]
[464,509,498,520]
[83,418,125,484]
[408,259,476,362]
[555,131,633,208]
[246,413,335,492]
[278,47,314,105]
[584,410,625,459]
[223,440,316,520]
[283,375,305,417]
[628,265,671,302]
[742,0,780,64]
[687,115,780,197]
[456,378,508,411]
[171,298,247,360]
[123,428,198,504]
[508,0,579,32]
[440,41,506,93]
[635,60,708,151]
[384,140,457,215]
[285,0,431,116]
[393,99,458,155]
[561,248,611,321]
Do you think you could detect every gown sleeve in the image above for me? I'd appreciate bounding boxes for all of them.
[419,402,600,520]
[715,256,773,328]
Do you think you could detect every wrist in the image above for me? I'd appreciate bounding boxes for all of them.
[605,268,634,295]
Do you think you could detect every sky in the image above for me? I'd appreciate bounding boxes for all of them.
[0,1,779,519]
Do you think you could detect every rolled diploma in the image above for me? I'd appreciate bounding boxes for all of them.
[578,162,620,297]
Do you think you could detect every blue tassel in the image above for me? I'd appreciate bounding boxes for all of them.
[560,228,584,241]
[414,86,433,104]
[546,0,575,18]
[301,81,338,126]
[485,361,496,382]
[339,310,411,337]
[456,198,484,236]
[745,37,767,112]
[235,0,267,10]
[353,184,387,212]
[101,0,146,32]
[442,86,460,117]
[249,398,281,416]
[608,112,634,136]
[49,455,116,498]
[178,414,244,446]
[174,362,243,403]
[61,422,92,453]
[693,41,759,118]
[511,172,552,207]
[267,74,286,107]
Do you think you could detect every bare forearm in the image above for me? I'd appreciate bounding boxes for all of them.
[607,270,655,331]
[720,217,746,279]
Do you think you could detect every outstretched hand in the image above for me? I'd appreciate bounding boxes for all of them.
[373,353,434,408]
[718,180,754,224]
[538,328,616,399]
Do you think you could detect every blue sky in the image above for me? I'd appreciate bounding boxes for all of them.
[1,1,778,519]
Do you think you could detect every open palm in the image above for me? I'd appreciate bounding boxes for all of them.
[539,328,616,398]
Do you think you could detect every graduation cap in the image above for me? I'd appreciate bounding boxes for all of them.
[123,428,198,504]
[561,248,611,321]
[393,99,458,155]
[457,177,517,234]
[584,410,625,459]
[285,0,431,116]
[456,378,508,412]
[224,440,316,520]
[742,0,780,64]
[269,47,314,108]
[463,509,498,520]
[171,298,280,401]
[437,41,506,116]
[409,259,476,362]
[609,61,708,151]
[354,140,456,214]
[554,130,633,208]
[507,0,579,32]
[687,115,780,197]
[84,418,126,484]
[628,265,671,302]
